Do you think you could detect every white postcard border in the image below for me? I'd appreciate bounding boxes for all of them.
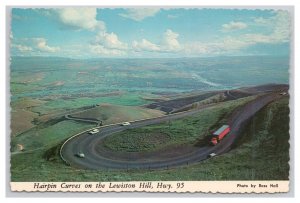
[11,181,289,193]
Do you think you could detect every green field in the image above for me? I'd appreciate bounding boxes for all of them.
[11,96,289,181]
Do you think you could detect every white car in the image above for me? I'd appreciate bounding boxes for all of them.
[280,92,287,96]
[121,122,131,126]
[208,153,217,158]
[88,128,99,135]
[76,152,85,158]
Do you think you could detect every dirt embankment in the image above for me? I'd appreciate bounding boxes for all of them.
[146,92,219,113]
[145,84,289,114]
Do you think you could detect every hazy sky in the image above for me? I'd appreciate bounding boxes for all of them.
[10,8,291,58]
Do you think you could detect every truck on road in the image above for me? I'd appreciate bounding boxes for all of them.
[210,125,230,145]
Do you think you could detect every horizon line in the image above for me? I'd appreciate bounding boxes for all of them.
[10,54,290,60]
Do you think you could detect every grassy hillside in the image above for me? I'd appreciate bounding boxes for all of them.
[31,93,151,116]
[11,96,289,181]
[10,98,46,136]
[70,103,164,125]
[102,96,255,153]
[11,120,94,152]
[10,93,154,136]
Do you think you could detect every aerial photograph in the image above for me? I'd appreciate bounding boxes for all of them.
[10,8,290,182]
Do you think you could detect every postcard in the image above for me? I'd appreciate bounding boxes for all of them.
[9,7,292,193]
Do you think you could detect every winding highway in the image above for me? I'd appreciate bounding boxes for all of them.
[61,88,287,170]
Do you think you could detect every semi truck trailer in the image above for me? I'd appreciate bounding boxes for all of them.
[210,125,230,145]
